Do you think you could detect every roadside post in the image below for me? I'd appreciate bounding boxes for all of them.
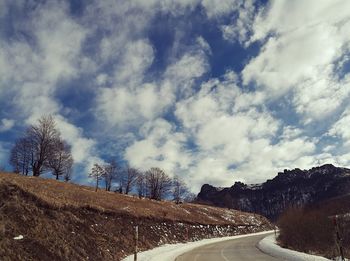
[134,225,138,261]
[332,215,345,261]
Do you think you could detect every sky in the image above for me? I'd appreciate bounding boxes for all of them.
[1,0,350,192]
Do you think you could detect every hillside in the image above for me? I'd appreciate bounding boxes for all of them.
[0,172,272,261]
[197,164,350,220]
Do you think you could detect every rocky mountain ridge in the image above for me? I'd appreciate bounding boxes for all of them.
[197,164,350,220]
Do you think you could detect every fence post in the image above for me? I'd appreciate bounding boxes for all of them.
[134,226,138,261]
[333,216,345,261]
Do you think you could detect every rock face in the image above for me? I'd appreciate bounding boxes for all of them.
[197,164,350,220]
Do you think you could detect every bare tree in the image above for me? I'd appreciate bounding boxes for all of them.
[184,192,196,203]
[63,168,72,182]
[9,115,75,180]
[118,165,125,194]
[125,166,139,194]
[26,115,61,176]
[145,167,172,200]
[172,175,189,204]
[48,139,73,180]
[136,172,146,198]
[10,137,31,175]
[89,163,104,192]
[103,159,118,191]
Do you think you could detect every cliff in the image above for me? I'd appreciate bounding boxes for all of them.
[197,164,350,220]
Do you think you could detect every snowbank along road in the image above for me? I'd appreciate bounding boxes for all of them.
[175,232,281,261]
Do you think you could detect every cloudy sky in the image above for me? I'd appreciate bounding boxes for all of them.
[1,0,350,192]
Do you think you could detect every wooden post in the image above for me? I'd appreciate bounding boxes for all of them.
[333,216,345,261]
[134,226,138,261]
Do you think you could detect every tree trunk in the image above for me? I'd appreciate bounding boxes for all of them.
[95,178,98,192]
[32,163,41,177]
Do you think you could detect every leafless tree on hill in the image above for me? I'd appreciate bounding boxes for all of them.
[124,166,139,194]
[26,115,61,176]
[145,167,172,200]
[136,172,146,198]
[63,168,72,182]
[172,175,189,204]
[10,137,31,175]
[89,163,105,192]
[10,115,73,178]
[103,159,118,191]
[48,139,73,180]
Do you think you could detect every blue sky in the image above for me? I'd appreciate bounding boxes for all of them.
[1,0,350,192]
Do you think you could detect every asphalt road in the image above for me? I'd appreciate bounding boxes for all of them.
[175,233,283,261]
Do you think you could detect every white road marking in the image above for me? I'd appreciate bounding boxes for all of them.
[220,245,230,261]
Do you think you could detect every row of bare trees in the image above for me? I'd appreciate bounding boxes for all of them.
[90,164,193,202]
[89,161,138,193]
[9,116,73,181]
[9,115,194,202]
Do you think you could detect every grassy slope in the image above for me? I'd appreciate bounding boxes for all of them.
[0,172,272,260]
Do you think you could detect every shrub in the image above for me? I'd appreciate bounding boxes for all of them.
[277,206,341,258]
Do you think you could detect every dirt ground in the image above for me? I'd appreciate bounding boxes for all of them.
[0,172,272,260]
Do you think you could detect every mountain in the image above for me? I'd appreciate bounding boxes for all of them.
[0,172,272,261]
[196,164,350,220]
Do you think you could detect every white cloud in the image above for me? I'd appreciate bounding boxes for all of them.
[242,0,350,122]
[171,72,323,190]
[32,2,88,82]
[220,0,255,44]
[201,0,240,18]
[0,1,88,119]
[55,116,99,165]
[2,0,350,192]
[196,36,212,55]
[97,82,174,128]
[250,0,350,43]
[0,118,14,132]
[329,107,350,146]
[165,52,209,97]
[243,25,340,94]
[0,1,101,181]
[114,39,154,85]
[125,119,190,175]
[96,36,210,129]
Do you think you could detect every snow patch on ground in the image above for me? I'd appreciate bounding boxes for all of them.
[122,230,274,261]
[258,234,333,261]
[13,235,24,240]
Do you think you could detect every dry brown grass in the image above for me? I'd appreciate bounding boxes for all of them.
[0,172,267,225]
[0,172,272,260]
[277,197,350,259]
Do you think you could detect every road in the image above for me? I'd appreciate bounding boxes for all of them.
[175,233,282,261]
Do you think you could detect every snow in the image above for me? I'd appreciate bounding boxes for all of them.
[13,235,24,240]
[258,234,334,261]
[122,230,274,261]
[246,183,263,190]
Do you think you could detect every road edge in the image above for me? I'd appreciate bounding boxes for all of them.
[122,230,274,261]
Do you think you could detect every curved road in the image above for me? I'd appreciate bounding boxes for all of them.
[175,233,282,261]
